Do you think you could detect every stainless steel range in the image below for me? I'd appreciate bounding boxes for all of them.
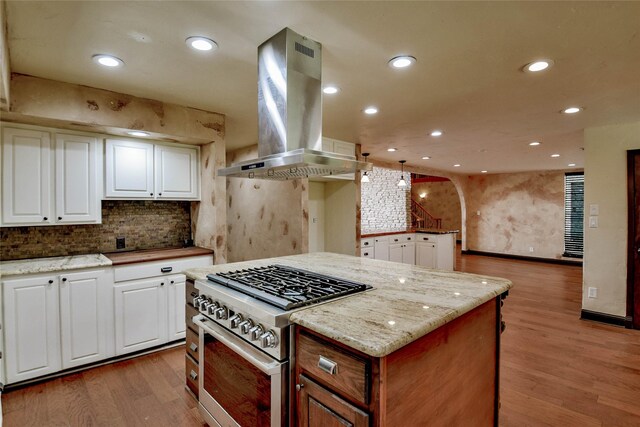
[192,264,371,427]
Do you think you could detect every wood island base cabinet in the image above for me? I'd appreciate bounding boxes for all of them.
[295,297,504,426]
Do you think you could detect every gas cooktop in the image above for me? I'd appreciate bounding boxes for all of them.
[206,264,372,310]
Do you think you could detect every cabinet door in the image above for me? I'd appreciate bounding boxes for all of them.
[403,242,416,265]
[105,139,154,198]
[59,270,112,369]
[416,242,437,268]
[389,243,403,263]
[154,144,199,200]
[1,127,52,225]
[167,275,186,341]
[374,239,389,261]
[3,275,61,383]
[55,134,102,223]
[297,375,369,427]
[114,278,167,355]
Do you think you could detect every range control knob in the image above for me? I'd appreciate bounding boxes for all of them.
[207,301,220,315]
[199,298,212,312]
[259,331,278,348]
[239,319,254,335]
[215,306,229,320]
[229,313,244,329]
[249,324,265,341]
[193,295,203,307]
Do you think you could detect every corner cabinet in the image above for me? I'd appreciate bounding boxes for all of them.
[1,126,102,226]
[105,139,200,200]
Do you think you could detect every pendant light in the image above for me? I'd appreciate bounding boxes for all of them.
[398,160,407,187]
[361,152,370,183]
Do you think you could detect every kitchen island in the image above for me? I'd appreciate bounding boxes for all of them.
[185,252,511,426]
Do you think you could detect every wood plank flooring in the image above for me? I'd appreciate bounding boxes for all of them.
[3,252,639,426]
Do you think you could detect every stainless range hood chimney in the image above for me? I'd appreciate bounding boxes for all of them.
[218,28,371,180]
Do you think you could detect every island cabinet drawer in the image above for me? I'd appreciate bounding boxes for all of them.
[186,327,199,362]
[113,255,212,282]
[417,234,435,242]
[297,331,369,405]
[360,238,374,248]
[390,233,414,243]
[185,354,199,398]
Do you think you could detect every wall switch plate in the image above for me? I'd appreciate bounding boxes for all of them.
[588,287,598,298]
[529,247,534,253]
[116,236,126,249]
[589,204,599,216]
[589,216,599,228]
[476,211,480,216]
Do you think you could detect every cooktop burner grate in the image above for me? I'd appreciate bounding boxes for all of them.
[206,264,372,310]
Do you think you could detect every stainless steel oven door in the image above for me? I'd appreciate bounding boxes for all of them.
[194,315,287,427]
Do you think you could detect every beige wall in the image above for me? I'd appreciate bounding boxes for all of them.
[583,121,640,317]
[226,145,308,262]
[308,182,325,252]
[462,171,566,258]
[324,181,357,256]
[411,180,462,236]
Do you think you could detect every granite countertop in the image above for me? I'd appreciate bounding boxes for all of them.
[0,254,112,277]
[361,228,459,238]
[184,252,512,358]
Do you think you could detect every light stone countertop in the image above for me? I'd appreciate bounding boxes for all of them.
[0,254,112,278]
[184,252,512,358]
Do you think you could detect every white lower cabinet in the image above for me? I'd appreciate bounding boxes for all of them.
[362,232,456,270]
[389,242,415,264]
[416,242,437,268]
[374,237,389,261]
[114,274,190,355]
[2,268,111,384]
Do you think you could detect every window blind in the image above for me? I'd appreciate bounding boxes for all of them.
[564,172,584,258]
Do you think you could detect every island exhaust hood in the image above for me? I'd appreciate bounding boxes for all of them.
[218,28,371,180]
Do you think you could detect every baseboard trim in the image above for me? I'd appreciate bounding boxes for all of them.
[461,249,582,266]
[580,309,631,327]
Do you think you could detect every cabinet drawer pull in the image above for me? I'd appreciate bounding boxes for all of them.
[394,238,399,242]
[189,370,198,380]
[363,242,369,246]
[161,267,173,273]
[407,237,411,240]
[363,252,369,256]
[189,342,198,352]
[318,355,338,375]
[423,237,429,241]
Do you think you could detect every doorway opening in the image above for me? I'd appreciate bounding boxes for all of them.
[627,150,640,329]
[410,174,462,242]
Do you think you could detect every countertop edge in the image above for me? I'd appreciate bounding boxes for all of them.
[361,229,459,238]
[0,254,113,278]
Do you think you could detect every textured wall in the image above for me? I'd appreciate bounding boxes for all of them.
[462,171,565,258]
[411,180,462,236]
[1,201,191,260]
[226,145,308,262]
[361,166,411,232]
[583,121,640,317]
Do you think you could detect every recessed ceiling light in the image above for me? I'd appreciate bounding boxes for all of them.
[127,131,150,137]
[387,148,397,152]
[186,36,218,51]
[92,54,124,67]
[421,156,431,160]
[529,141,541,146]
[323,85,340,94]
[430,130,443,137]
[389,55,416,69]
[481,170,488,173]
[568,163,576,167]
[551,154,560,158]
[453,164,461,167]
[364,106,378,115]
[523,59,553,72]
[562,107,583,114]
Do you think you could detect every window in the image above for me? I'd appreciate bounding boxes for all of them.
[564,172,584,258]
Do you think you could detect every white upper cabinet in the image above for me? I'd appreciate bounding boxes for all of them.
[1,127,52,225]
[55,133,102,223]
[105,139,200,200]
[155,144,199,199]
[1,125,102,227]
[105,139,155,198]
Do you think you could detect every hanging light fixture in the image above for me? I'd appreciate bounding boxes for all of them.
[361,152,371,183]
[398,160,407,187]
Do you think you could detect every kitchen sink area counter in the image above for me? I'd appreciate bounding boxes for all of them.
[184,252,511,357]
[0,253,112,277]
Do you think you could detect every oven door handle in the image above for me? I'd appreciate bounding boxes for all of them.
[194,315,284,376]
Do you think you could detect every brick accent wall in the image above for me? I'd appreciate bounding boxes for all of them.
[361,166,411,232]
[1,201,191,260]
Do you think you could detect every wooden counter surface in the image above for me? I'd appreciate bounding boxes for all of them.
[105,246,214,266]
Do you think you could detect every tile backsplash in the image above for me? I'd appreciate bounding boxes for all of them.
[1,200,192,260]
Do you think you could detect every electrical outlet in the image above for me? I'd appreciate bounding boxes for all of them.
[116,236,126,249]
[588,287,598,298]
[529,247,534,253]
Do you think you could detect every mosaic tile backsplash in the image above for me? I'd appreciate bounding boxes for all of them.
[1,200,192,260]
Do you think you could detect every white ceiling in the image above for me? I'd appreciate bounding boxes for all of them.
[5,1,640,174]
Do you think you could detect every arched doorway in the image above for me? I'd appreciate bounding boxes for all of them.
[410,173,462,243]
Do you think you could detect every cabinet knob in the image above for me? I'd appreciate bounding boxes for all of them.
[296,383,304,391]
[62,277,67,282]
[170,280,174,284]
[43,217,48,221]
[150,192,153,196]
[160,282,164,286]
[58,216,62,220]
[158,193,162,196]
[189,370,198,380]
[48,279,54,284]
[364,252,369,256]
